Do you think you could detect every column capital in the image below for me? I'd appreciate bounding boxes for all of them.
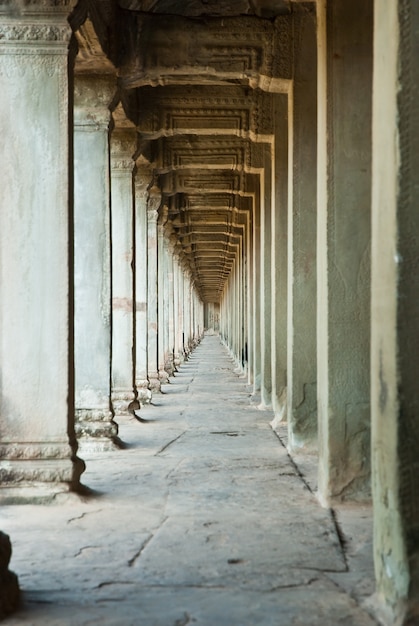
[110,128,136,173]
[0,2,76,50]
[74,75,116,129]
[147,185,162,216]
[134,161,153,195]
[159,204,169,226]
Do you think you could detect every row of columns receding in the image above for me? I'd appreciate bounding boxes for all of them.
[1,1,419,623]
[74,94,204,454]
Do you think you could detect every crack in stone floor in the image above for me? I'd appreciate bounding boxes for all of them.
[2,335,377,625]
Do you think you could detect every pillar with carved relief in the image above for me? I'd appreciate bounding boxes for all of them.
[110,122,137,416]
[134,163,152,404]
[147,185,162,392]
[0,0,84,501]
[74,75,119,451]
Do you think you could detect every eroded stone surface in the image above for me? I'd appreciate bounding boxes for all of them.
[1,337,377,625]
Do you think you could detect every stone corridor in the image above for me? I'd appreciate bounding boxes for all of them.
[2,336,376,625]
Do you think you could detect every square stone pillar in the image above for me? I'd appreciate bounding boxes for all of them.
[173,254,184,367]
[147,185,162,392]
[0,2,84,501]
[157,207,170,384]
[74,75,119,451]
[317,0,373,503]
[371,1,419,621]
[183,271,192,358]
[134,164,152,404]
[270,94,288,424]
[251,180,262,393]
[110,126,137,416]
[286,7,317,450]
[246,208,255,386]
[259,145,273,408]
[165,234,177,375]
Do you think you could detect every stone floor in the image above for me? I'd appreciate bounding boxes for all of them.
[2,335,379,625]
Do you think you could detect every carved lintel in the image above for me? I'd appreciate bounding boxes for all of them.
[74,17,116,76]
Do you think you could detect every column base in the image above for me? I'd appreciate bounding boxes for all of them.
[158,366,170,385]
[148,372,161,393]
[164,356,176,377]
[111,389,136,417]
[136,380,152,404]
[0,532,19,619]
[0,443,85,503]
[174,353,184,368]
[75,408,119,452]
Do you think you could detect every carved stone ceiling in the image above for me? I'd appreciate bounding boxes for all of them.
[118,0,292,18]
[75,1,313,301]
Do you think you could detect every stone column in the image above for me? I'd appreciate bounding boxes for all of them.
[242,214,250,375]
[371,1,419,621]
[110,126,137,416]
[167,235,178,372]
[287,7,317,450]
[164,232,175,376]
[241,229,248,374]
[236,247,243,369]
[0,1,84,500]
[270,96,288,425]
[173,252,181,368]
[246,208,255,386]
[183,270,191,357]
[147,185,162,392]
[74,75,118,452]
[317,0,373,503]
[260,147,273,408]
[252,181,262,393]
[134,164,152,404]
[157,207,169,384]
[178,265,186,361]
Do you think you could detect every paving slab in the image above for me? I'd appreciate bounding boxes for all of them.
[1,336,377,625]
